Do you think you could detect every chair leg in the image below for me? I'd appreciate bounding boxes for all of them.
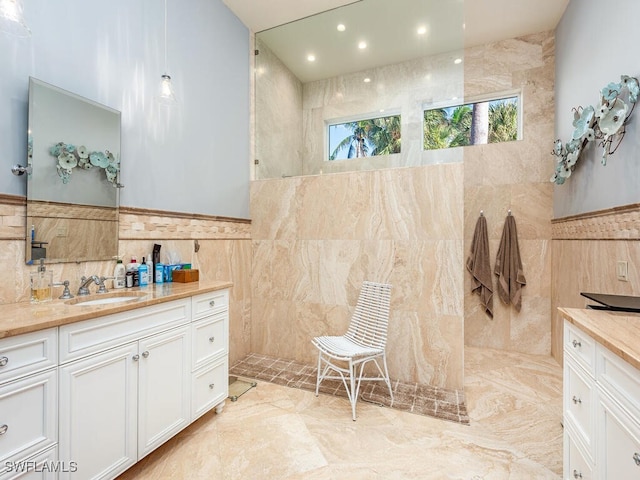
[349,358,357,421]
[315,351,322,397]
[382,354,394,406]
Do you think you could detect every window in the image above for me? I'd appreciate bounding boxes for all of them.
[423,95,520,150]
[328,114,401,161]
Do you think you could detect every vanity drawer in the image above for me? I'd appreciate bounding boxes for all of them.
[191,312,228,370]
[59,298,190,363]
[564,356,595,456]
[0,369,57,475]
[597,343,640,419]
[192,290,229,321]
[1,445,59,480]
[191,357,228,421]
[0,329,57,385]
[564,321,596,375]
[565,432,594,480]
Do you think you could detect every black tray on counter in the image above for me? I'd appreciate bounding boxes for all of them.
[581,292,640,313]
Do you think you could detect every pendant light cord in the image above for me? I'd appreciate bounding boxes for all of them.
[163,0,168,73]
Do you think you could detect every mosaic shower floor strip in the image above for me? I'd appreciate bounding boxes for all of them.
[230,353,470,425]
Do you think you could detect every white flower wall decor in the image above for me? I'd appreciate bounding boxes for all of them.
[551,75,639,185]
[49,142,120,186]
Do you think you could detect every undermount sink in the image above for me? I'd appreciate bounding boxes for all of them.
[66,291,148,306]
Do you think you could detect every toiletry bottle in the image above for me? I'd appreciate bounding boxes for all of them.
[155,262,164,284]
[139,257,149,287]
[147,252,154,284]
[127,256,139,287]
[30,259,52,303]
[113,259,126,289]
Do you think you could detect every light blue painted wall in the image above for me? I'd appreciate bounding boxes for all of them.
[554,0,640,217]
[0,0,250,218]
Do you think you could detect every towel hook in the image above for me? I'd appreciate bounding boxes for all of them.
[507,209,512,216]
[480,210,484,217]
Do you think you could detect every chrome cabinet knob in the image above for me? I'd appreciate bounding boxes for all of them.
[209,300,216,307]
[0,424,8,435]
[132,354,140,361]
[209,383,215,389]
[0,356,7,367]
[572,396,582,405]
[573,470,582,479]
[209,336,215,343]
[634,452,640,466]
[142,351,150,358]
[572,339,581,348]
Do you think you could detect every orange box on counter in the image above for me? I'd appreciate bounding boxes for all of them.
[171,269,199,283]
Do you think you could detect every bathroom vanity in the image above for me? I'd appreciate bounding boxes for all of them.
[560,307,640,479]
[0,281,231,480]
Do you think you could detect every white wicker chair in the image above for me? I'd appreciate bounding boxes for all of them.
[312,281,394,420]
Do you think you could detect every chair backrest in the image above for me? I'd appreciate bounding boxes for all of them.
[345,281,392,350]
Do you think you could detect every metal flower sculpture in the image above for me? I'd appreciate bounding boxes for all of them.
[551,75,639,185]
[49,142,120,186]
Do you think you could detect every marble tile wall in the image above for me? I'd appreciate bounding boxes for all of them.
[463,31,555,355]
[254,39,303,179]
[250,163,465,390]
[0,201,252,366]
[551,204,640,363]
[300,48,464,175]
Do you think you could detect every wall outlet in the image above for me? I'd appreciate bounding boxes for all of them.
[616,261,628,281]
[56,226,68,237]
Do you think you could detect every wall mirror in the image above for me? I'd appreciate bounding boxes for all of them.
[254,0,464,179]
[25,77,121,265]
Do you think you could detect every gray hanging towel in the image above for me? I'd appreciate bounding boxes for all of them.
[466,215,493,317]
[494,215,526,311]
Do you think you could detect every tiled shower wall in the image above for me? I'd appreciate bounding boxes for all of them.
[249,30,557,391]
[0,199,252,366]
[250,164,465,390]
[463,31,555,355]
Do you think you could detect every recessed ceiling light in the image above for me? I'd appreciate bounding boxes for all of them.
[364,78,371,83]
[358,41,367,50]
[417,26,427,35]
[337,23,346,32]
[454,58,462,64]
[307,54,316,62]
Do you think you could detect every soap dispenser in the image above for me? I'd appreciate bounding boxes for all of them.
[30,259,53,303]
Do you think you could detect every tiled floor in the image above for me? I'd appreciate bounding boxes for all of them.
[230,352,470,424]
[117,346,563,479]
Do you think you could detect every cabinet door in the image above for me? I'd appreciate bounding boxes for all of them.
[59,343,138,480]
[597,392,640,479]
[137,326,190,459]
[0,370,57,477]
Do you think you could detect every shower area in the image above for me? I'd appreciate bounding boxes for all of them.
[247,0,554,400]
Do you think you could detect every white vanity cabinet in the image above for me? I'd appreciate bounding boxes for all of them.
[563,315,640,479]
[0,329,58,480]
[58,299,192,480]
[0,285,230,480]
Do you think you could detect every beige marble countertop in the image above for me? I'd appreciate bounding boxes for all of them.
[0,281,232,339]
[559,307,640,371]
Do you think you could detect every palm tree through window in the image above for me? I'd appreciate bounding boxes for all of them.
[328,114,401,161]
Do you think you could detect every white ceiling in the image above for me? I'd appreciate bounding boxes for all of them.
[223,0,570,83]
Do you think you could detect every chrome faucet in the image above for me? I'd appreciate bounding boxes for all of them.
[77,275,103,296]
